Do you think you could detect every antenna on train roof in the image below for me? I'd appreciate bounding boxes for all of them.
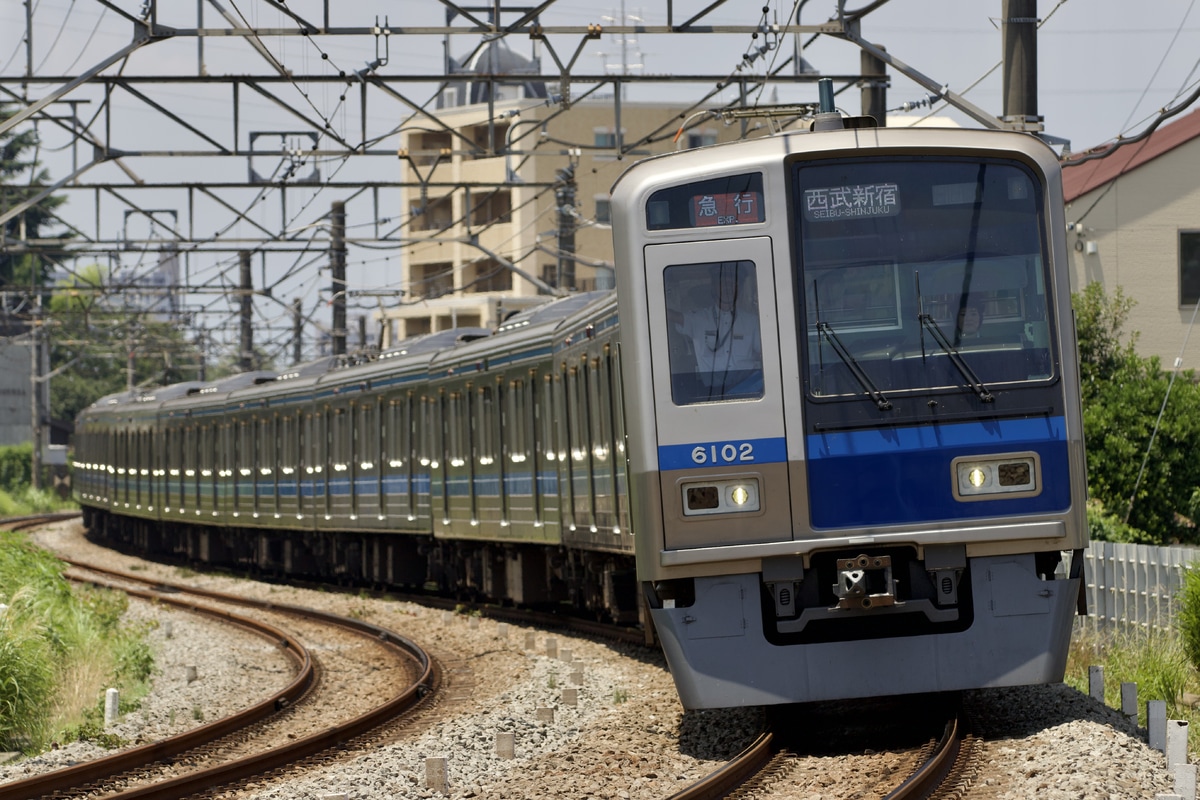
[811,78,845,132]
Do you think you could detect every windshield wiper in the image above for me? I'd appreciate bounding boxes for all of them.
[917,314,994,402]
[816,321,892,411]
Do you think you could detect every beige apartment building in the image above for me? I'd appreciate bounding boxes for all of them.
[1062,109,1200,370]
[378,44,748,344]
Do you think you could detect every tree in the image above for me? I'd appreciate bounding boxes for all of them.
[1072,283,1200,542]
[1,104,66,293]
[47,264,206,424]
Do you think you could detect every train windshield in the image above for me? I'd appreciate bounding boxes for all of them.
[794,157,1054,411]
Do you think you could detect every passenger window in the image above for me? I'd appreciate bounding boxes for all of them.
[664,260,764,404]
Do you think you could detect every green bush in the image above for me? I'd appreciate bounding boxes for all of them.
[1086,500,1157,544]
[1177,563,1200,674]
[0,443,33,494]
[1073,283,1200,543]
[0,531,152,753]
[0,594,55,749]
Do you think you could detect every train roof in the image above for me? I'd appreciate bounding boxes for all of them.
[496,291,608,334]
[609,125,1059,196]
[378,327,493,357]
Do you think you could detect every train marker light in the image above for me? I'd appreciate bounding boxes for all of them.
[682,478,761,516]
[953,452,1040,500]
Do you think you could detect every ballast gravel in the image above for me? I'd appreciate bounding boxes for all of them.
[1,521,1184,799]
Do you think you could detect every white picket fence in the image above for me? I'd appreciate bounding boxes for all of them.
[1080,540,1200,632]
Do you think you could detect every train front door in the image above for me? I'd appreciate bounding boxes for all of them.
[642,236,794,550]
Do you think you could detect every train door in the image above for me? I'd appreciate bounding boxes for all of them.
[300,410,314,520]
[643,237,793,549]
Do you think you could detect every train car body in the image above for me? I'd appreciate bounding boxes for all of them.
[75,120,1086,712]
[75,299,638,621]
[609,124,1087,708]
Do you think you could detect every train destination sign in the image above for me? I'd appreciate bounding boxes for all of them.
[804,183,900,221]
[690,191,764,227]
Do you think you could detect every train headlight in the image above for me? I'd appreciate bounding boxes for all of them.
[953,452,1041,500]
[682,477,761,516]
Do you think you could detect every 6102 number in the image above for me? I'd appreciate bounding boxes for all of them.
[691,442,755,465]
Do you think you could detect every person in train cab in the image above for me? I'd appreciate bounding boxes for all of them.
[677,263,764,401]
[953,301,984,346]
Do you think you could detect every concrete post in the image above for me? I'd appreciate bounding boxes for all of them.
[1088,665,1104,703]
[425,757,447,793]
[1149,701,1168,751]
[104,688,120,727]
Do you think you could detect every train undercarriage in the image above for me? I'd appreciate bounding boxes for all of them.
[81,507,642,626]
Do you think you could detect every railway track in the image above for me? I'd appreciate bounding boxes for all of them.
[0,537,438,800]
[672,698,977,800]
[7,515,985,799]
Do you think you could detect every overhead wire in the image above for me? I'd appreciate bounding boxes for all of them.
[1116,0,1197,137]
[33,0,77,74]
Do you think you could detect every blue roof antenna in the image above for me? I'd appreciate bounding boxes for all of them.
[818,78,835,114]
[812,77,844,131]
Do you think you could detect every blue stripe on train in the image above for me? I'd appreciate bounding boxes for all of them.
[806,415,1071,528]
[658,437,788,471]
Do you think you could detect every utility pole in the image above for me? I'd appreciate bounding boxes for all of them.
[330,201,347,356]
[29,304,41,491]
[292,297,303,365]
[1001,0,1040,130]
[239,250,253,372]
[860,46,887,126]
[555,164,576,291]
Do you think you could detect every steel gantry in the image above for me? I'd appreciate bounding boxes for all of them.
[0,0,1030,364]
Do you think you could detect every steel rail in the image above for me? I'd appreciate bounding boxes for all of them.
[0,576,314,800]
[667,730,775,800]
[667,709,965,800]
[885,714,966,800]
[54,560,438,800]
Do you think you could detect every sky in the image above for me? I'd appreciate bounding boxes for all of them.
[0,0,1197,362]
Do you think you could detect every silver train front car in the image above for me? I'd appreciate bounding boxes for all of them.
[609,125,1087,709]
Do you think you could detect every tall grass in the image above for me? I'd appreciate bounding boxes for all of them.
[1066,626,1193,725]
[0,531,153,753]
[0,486,76,516]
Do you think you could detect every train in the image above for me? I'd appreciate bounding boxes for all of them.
[74,113,1088,710]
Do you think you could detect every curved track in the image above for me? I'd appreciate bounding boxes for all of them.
[0,522,438,800]
[670,706,973,800]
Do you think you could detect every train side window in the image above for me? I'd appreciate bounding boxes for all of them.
[419,395,436,468]
[506,379,525,464]
[359,400,377,469]
[664,260,764,404]
[333,407,350,471]
[541,374,556,465]
[258,416,273,474]
[385,399,400,468]
[478,385,495,466]
[449,391,470,469]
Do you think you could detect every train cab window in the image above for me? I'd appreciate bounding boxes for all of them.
[664,260,764,405]
[796,157,1056,411]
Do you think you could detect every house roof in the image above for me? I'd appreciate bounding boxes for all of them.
[1062,109,1200,202]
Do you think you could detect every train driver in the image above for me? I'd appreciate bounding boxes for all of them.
[673,261,764,402]
[953,301,984,346]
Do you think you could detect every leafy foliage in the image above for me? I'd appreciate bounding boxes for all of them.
[47,263,205,423]
[1086,499,1157,544]
[0,103,67,290]
[0,531,153,753]
[1073,283,1200,542]
[1178,564,1200,675]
